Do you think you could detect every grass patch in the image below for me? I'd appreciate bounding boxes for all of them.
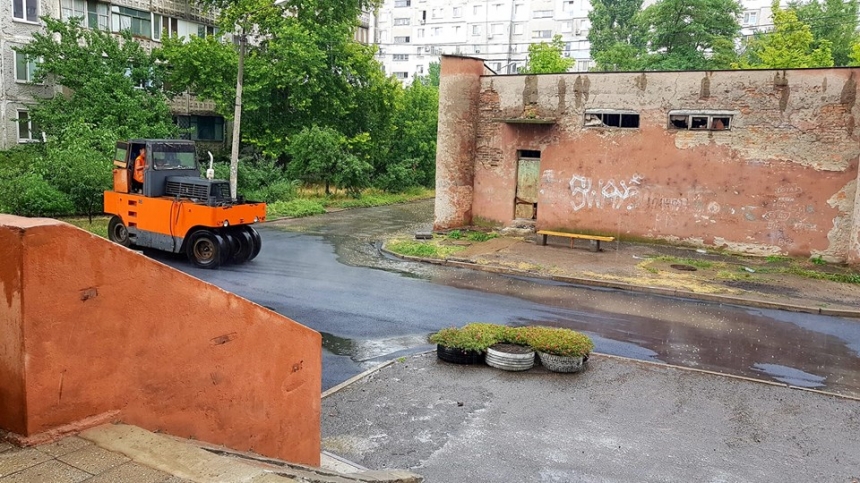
[295,187,434,210]
[651,255,717,270]
[386,238,467,259]
[63,216,109,238]
[765,255,792,264]
[268,199,327,218]
[466,231,498,242]
[758,265,860,284]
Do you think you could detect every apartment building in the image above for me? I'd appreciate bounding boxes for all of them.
[375,0,783,84]
[0,0,229,149]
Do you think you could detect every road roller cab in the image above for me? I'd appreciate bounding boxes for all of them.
[104,139,266,269]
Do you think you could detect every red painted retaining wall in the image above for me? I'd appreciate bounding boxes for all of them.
[0,215,321,465]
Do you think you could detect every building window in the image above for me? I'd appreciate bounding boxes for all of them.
[88,1,109,30]
[454,25,461,35]
[584,110,640,128]
[14,52,39,83]
[393,54,409,61]
[453,6,462,17]
[61,0,85,21]
[417,28,424,38]
[513,24,524,35]
[561,21,572,32]
[16,110,39,142]
[743,11,758,26]
[416,65,424,74]
[13,0,39,22]
[175,115,224,141]
[394,0,411,7]
[473,5,481,15]
[394,17,410,25]
[111,6,152,38]
[432,8,441,18]
[533,10,553,18]
[532,30,552,39]
[197,24,216,37]
[432,27,442,36]
[394,72,409,79]
[493,3,503,13]
[513,3,524,17]
[491,23,504,35]
[394,36,411,43]
[564,0,576,12]
[471,25,481,36]
[668,111,733,130]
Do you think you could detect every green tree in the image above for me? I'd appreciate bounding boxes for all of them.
[286,126,372,195]
[736,3,834,68]
[384,79,439,189]
[850,41,860,65]
[791,0,858,66]
[15,17,175,145]
[638,0,742,70]
[521,35,576,74]
[588,0,646,70]
[426,61,441,87]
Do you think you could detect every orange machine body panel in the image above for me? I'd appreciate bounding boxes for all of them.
[103,191,267,239]
[112,169,130,194]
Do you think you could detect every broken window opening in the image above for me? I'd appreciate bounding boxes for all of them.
[583,110,640,129]
[519,149,541,158]
[668,111,734,131]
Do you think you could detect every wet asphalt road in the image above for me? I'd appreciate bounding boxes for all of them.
[157,201,860,396]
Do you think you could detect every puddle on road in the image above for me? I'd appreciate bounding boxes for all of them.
[751,363,826,388]
[322,331,433,363]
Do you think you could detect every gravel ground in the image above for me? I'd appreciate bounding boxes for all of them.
[322,353,860,483]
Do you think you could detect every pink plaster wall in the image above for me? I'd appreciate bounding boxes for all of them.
[0,216,322,465]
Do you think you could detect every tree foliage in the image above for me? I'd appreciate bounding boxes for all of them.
[790,0,858,66]
[588,0,645,70]
[521,35,576,74]
[15,17,175,145]
[286,126,371,195]
[638,0,743,70]
[736,2,834,68]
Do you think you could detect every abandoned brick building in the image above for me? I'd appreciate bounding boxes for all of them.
[434,55,860,264]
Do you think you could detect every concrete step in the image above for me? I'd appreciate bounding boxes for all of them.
[78,424,421,483]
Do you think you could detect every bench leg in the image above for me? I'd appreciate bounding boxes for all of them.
[590,240,600,252]
[540,234,548,246]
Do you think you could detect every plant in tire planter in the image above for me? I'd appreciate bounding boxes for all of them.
[429,323,509,365]
[522,327,594,373]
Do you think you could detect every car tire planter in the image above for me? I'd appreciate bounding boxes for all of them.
[538,352,589,373]
[486,344,535,371]
[436,345,484,365]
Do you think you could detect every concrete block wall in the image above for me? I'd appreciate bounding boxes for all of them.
[436,59,860,262]
[0,215,322,465]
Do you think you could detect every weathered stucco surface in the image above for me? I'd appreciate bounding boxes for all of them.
[437,62,860,262]
[0,215,322,465]
[434,56,486,230]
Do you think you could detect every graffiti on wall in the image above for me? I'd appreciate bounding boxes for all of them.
[569,174,644,211]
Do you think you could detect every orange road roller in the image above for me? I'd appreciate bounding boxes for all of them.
[104,139,266,269]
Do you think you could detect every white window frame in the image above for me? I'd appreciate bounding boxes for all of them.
[432,26,442,36]
[454,25,461,35]
[513,24,524,35]
[491,23,504,35]
[393,17,410,26]
[14,51,39,83]
[561,21,572,32]
[394,36,411,43]
[473,4,481,15]
[532,30,552,39]
[393,54,409,61]
[16,110,39,143]
[471,24,481,36]
[584,109,641,129]
[533,10,553,18]
[743,11,758,26]
[452,6,462,17]
[416,28,424,38]
[13,0,39,23]
[394,71,409,79]
[564,0,576,12]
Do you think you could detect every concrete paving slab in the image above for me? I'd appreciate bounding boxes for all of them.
[322,353,860,483]
[0,444,11,455]
[58,444,130,474]
[0,460,90,483]
[0,447,51,477]
[78,424,288,483]
[83,461,172,483]
[38,436,93,457]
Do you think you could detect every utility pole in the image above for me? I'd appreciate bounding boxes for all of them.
[229,29,246,201]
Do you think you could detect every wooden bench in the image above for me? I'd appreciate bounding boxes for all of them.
[537,230,615,252]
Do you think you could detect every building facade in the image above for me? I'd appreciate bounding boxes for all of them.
[375,0,783,84]
[0,0,230,150]
[435,55,860,263]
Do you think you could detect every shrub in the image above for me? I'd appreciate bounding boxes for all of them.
[447,229,462,240]
[430,323,509,352]
[267,199,326,218]
[467,231,498,242]
[521,326,593,358]
[0,171,75,216]
[375,158,420,193]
